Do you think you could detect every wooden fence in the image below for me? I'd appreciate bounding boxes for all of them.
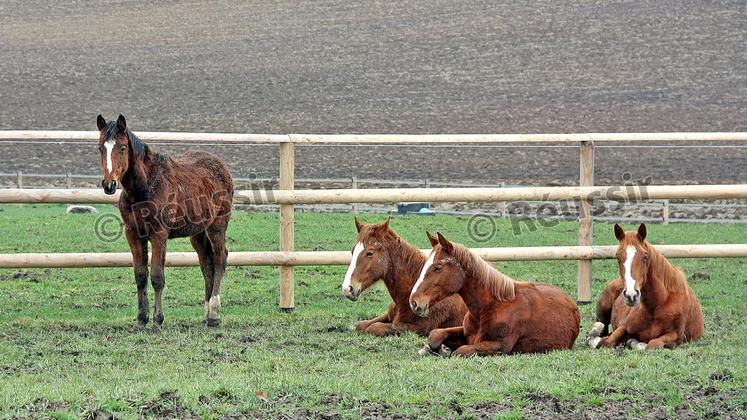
[2,130,747,309]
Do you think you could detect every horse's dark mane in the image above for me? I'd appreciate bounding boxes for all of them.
[127,130,148,161]
[103,121,148,161]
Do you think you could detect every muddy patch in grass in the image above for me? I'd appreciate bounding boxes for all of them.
[140,391,198,419]
[0,270,41,282]
[465,386,747,419]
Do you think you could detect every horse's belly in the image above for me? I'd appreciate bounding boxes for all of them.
[168,225,206,239]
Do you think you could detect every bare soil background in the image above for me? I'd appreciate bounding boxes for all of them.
[1,0,746,184]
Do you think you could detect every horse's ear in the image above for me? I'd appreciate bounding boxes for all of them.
[381,216,391,230]
[637,223,647,241]
[436,232,453,253]
[354,217,364,233]
[614,223,625,241]
[426,231,439,247]
[116,114,127,133]
[96,114,106,131]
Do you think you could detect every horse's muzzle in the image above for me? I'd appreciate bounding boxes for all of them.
[623,290,641,307]
[343,285,360,301]
[410,300,429,317]
[102,179,117,195]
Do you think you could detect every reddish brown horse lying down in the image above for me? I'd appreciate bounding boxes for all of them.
[410,232,580,357]
[587,224,704,350]
[341,218,467,336]
[97,114,233,332]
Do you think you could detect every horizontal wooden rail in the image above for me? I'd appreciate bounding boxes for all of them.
[2,131,747,144]
[2,244,746,268]
[3,185,747,205]
[0,131,289,144]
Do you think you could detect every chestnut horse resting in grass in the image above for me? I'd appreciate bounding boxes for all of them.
[410,232,580,357]
[341,218,467,336]
[587,224,704,350]
[97,114,234,332]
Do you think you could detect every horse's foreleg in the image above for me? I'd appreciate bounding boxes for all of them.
[205,223,228,327]
[149,233,168,333]
[190,232,215,322]
[451,340,503,357]
[125,228,149,328]
[355,313,390,331]
[363,321,404,336]
[632,331,680,350]
[598,325,628,349]
[426,326,465,351]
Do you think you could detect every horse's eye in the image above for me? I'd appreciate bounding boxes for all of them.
[366,250,374,257]
[119,145,126,151]
[434,266,442,272]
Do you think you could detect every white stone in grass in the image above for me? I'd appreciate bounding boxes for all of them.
[66,205,99,214]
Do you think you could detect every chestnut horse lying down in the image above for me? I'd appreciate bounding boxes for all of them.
[410,232,580,357]
[587,224,704,350]
[342,218,467,336]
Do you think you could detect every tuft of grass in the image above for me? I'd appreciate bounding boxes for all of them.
[0,204,745,418]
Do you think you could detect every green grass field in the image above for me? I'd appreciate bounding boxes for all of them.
[0,204,745,418]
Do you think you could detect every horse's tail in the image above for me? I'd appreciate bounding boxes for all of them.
[595,278,625,336]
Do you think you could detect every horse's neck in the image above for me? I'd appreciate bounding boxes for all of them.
[458,274,494,316]
[121,148,158,201]
[383,238,424,304]
[642,249,678,308]
[640,273,669,310]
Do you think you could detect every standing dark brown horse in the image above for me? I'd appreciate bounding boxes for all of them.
[341,218,467,336]
[97,114,233,332]
[410,232,580,357]
[587,224,704,350]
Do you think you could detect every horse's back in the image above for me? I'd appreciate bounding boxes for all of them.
[175,151,234,191]
[513,283,580,352]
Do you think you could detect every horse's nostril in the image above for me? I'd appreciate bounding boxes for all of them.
[410,301,418,311]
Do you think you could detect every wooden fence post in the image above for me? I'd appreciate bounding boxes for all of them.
[279,140,295,312]
[578,141,594,303]
[66,172,72,189]
[662,200,670,225]
[16,171,22,189]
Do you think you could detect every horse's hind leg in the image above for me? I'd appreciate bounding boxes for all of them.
[125,229,149,328]
[190,231,215,323]
[205,221,229,327]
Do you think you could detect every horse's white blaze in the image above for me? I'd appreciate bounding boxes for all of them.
[623,246,638,298]
[342,242,364,292]
[104,140,115,174]
[411,251,435,297]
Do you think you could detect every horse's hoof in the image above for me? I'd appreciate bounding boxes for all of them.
[588,322,605,338]
[626,338,647,350]
[129,322,147,333]
[206,317,221,328]
[438,345,453,357]
[587,336,603,349]
[151,324,162,334]
[418,345,435,356]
